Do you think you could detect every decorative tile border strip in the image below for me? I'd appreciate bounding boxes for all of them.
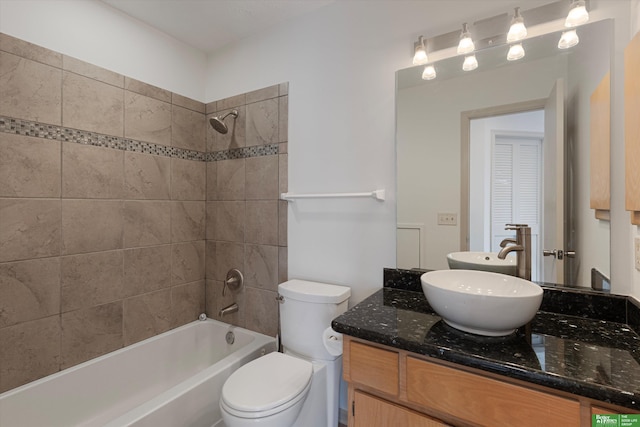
[0,116,278,162]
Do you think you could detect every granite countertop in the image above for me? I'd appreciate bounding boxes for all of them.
[332,271,640,410]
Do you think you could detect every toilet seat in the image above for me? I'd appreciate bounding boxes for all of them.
[221,352,313,419]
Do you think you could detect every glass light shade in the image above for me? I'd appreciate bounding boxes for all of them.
[457,35,475,54]
[565,1,589,27]
[462,54,478,71]
[507,44,525,61]
[558,30,579,49]
[413,47,428,65]
[422,65,436,80]
[507,21,527,43]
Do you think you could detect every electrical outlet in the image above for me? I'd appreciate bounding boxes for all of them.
[438,213,457,226]
[635,236,640,271]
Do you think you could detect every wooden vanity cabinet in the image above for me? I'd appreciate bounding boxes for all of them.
[343,336,635,427]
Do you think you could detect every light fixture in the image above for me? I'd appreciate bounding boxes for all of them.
[565,0,589,27]
[507,7,527,43]
[462,54,478,71]
[422,64,437,80]
[413,36,429,65]
[457,23,475,55]
[507,43,525,61]
[558,29,579,49]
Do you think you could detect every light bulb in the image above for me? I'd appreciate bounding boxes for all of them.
[558,29,579,49]
[413,36,428,65]
[507,8,527,43]
[457,23,475,55]
[507,43,525,61]
[422,65,436,80]
[462,54,478,71]
[565,0,589,27]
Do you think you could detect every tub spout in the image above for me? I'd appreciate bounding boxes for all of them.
[219,303,238,317]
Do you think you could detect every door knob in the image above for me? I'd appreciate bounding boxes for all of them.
[543,249,558,258]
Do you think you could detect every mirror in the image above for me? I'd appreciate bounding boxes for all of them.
[396,19,612,287]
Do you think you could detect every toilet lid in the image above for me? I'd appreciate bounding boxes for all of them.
[221,352,313,413]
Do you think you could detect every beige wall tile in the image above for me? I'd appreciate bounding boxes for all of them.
[211,201,245,243]
[123,201,171,248]
[279,95,288,142]
[124,91,172,146]
[279,82,289,96]
[123,289,172,346]
[61,251,124,313]
[216,158,245,200]
[171,281,204,328]
[0,33,62,67]
[125,77,171,103]
[172,93,205,113]
[124,152,171,200]
[0,199,61,262]
[245,288,278,337]
[0,258,60,328]
[245,201,278,245]
[205,101,217,115]
[246,99,278,146]
[171,158,206,201]
[62,71,124,136]
[279,142,288,154]
[206,240,244,282]
[279,154,288,194]
[246,155,278,200]
[205,279,245,327]
[62,143,124,199]
[207,106,245,152]
[0,51,62,124]
[171,201,205,243]
[124,245,172,297]
[246,85,279,104]
[61,302,123,369]
[63,56,124,87]
[0,316,61,393]
[172,241,205,286]
[279,200,288,247]
[61,200,123,255]
[245,244,278,291]
[279,247,288,283]
[217,94,246,111]
[0,133,61,197]
[171,105,205,152]
[206,161,218,201]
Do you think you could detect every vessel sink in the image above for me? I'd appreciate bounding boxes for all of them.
[420,270,543,336]
[447,251,517,276]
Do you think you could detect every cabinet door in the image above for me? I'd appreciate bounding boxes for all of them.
[353,391,448,427]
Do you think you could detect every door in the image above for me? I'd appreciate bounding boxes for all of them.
[542,79,565,284]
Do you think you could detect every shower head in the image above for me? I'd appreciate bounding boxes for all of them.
[209,109,238,134]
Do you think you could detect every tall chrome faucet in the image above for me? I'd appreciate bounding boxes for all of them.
[497,224,532,280]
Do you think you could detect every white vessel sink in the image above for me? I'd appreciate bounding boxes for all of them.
[421,270,543,337]
[447,251,517,276]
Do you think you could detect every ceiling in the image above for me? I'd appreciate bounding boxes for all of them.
[100,0,335,54]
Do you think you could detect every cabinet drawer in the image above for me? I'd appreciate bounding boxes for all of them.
[354,391,449,427]
[348,341,399,396]
[406,357,580,427]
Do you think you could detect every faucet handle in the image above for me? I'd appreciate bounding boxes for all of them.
[505,223,529,230]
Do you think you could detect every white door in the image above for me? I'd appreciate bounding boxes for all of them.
[543,79,565,284]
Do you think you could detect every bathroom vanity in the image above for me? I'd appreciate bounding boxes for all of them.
[332,269,640,427]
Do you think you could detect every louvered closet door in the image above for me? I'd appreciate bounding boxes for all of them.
[491,135,542,280]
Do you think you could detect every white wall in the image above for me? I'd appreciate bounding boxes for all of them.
[0,0,206,101]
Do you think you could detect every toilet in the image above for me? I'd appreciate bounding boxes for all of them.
[220,279,351,427]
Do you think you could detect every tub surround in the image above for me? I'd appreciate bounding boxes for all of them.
[0,32,288,393]
[332,268,640,410]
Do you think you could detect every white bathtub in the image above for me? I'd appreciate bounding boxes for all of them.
[0,318,276,427]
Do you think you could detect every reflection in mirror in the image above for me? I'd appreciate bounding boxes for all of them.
[396,19,612,287]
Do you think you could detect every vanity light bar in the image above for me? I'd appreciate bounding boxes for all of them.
[411,0,590,78]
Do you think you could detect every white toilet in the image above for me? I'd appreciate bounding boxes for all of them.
[220,279,351,427]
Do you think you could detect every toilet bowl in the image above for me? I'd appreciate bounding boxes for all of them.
[220,279,351,427]
[220,352,313,427]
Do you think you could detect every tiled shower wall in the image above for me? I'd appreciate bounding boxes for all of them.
[0,33,288,393]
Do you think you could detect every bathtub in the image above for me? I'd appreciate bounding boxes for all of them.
[0,318,276,427]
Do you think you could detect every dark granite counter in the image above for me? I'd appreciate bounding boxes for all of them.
[332,270,640,411]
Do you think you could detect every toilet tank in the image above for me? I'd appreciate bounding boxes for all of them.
[278,280,351,361]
